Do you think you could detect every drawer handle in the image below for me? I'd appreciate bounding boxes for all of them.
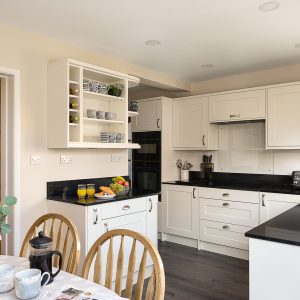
[122,205,131,210]
[222,193,230,197]
[230,114,240,118]
[93,208,98,225]
[149,198,153,212]
[222,225,230,230]
[262,193,265,207]
[104,222,109,232]
[222,202,230,207]
[193,188,196,199]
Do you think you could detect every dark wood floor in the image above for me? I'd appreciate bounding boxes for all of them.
[158,241,249,300]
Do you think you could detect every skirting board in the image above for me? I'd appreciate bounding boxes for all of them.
[159,232,249,260]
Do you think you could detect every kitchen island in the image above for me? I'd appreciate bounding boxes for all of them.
[245,204,300,300]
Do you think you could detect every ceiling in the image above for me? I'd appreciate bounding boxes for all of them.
[1,0,300,82]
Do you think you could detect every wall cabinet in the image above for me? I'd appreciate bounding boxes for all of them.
[172,96,218,150]
[260,192,300,223]
[209,89,266,123]
[162,184,198,239]
[48,195,158,274]
[267,84,300,149]
[47,58,140,149]
[131,98,162,132]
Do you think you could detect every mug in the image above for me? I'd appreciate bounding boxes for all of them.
[96,111,105,119]
[181,170,189,182]
[87,109,96,118]
[0,264,18,293]
[15,269,50,300]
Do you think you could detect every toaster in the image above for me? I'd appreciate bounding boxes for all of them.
[292,171,300,189]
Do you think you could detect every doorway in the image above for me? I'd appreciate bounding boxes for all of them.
[0,66,20,255]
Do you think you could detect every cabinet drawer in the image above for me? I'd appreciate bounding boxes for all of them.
[198,187,259,204]
[100,198,147,220]
[200,198,259,227]
[200,220,250,250]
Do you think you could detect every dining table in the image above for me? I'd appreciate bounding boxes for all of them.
[0,255,128,300]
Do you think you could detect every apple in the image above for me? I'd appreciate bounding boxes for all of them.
[117,180,124,185]
[124,181,129,187]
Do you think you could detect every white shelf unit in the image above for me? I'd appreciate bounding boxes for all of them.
[47,58,140,149]
[128,111,139,117]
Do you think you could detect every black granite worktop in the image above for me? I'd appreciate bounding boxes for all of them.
[163,172,300,195]
[245,204,300,246]
[47,177,159,206]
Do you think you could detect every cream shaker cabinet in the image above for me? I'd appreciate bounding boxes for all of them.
[209,89,266,123]
[267,84,300,149]
[162,184,198,239]
[131,98,162,132]
[172,96,218,150]
[259,192,300,223]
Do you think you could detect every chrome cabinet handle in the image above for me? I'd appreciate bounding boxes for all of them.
[230,114,241,118]
[223,225,230,230]
[149,198,153,212]
[122,205,131,210]
[202,135,205,146]
[193,188,196,199]
[222,202,230,207]
[157,118,160,129]
[104,222,108,232]
[262,193,265,207]
[222,193,230,197]
[93,208,98,225]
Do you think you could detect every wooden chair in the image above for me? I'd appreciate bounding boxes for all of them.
[19,213,80,274]
[81,229,165,300]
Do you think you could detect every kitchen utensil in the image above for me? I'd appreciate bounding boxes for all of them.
[29,231,62,285]
[181,170,189,182]
[14,269,50,300]
[176,159,183,169]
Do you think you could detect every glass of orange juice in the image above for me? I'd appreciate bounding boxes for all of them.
[87,183,95,197]
[77,184,87,199]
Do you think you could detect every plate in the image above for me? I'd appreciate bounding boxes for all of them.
[95,193,116,200]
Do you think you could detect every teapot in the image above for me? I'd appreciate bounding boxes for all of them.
[29,231,62,284]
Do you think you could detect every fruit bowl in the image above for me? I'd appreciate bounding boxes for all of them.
[109,176,130,195]
[115,186,129,196]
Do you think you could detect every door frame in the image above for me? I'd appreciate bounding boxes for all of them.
[0,66,20,255]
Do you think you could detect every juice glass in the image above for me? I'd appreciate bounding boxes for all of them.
[87,183,95,197]
[77,184,87,199]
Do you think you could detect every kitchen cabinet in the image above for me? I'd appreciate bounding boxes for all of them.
[162,184,198,239]
[172,96,218,150]
[47,195,158,274]
[47,58,140,149]
[260,192,300,223]
[267,84,300,149]
[131,98,162,132]
[209,89,266,123]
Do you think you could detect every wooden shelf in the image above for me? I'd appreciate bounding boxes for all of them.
[128,111,139,117]
[83,90,124,101]
[83,117,124,124]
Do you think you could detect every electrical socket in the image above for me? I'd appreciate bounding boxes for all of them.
[111,154,121,162]
[60,155,73,164]
[30,155,41,165]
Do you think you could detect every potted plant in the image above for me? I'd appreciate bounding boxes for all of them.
[0,196,17,235]
[107,83,125,97]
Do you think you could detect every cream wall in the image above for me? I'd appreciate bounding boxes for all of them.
[0,21,191,242]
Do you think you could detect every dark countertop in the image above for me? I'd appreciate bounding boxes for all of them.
[47,188,160,206]
[245,204,300,246]
[162,181,300,195]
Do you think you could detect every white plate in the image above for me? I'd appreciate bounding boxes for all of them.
[95,193,116,200]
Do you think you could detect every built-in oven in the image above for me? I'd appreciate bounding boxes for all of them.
[132,131,161,194]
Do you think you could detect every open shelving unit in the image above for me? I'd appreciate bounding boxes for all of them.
[47,58,140,149]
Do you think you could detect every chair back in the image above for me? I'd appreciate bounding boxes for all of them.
[19,213,80,274]
[81,229,165,300]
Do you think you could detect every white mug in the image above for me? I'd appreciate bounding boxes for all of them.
[181,170,189,182]
[15,269,50,300]
[0,264,18,293]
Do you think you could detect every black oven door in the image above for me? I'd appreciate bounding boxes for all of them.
[132,162,161,192]
[132,131,161,162]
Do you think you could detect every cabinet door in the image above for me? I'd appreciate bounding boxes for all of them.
[162,185,198,239]
[209,89,265,122]
[132,99,161,132]
[173,96,208,148]
[260,192,300,223]
[267,84,300,148]
[146,196,158,248]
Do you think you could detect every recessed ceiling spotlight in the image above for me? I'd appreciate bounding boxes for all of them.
[259,1,280,12]
[201,64,214,69]
[145,40,161,46]
[295,43,300,48]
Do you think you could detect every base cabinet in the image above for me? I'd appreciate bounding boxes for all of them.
[162,185,198,239]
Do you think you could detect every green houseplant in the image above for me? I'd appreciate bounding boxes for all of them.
[0,196,17,234]
[107,83,125,97]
